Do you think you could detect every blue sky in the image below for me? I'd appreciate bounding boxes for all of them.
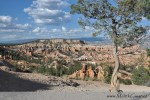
[0,0,150,41]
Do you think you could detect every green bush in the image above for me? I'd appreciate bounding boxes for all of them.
[36,63,71,76]
[146,48,150,57]
[84,76,89,81]
[103,66,113,84]
[119,65,126,70]
[36,65,47,74]
[67,61,82,75]
[132,66,150,85]
[32,53,44,58]
[86,63,98,70]
[120,64,135,72]
[57,60,67,66]
[55,66,68,76]
[120,79,132,85]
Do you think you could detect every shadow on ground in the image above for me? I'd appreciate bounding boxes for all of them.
[0,70,50,92]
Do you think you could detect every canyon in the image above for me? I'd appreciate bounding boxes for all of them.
[0,39,149,81]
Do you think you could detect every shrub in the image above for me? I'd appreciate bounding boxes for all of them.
[36,64,47,74]
[132,66,150,85]
[120,64,135,72]
[55,66,68,76]
[146,48,150,57]
[37,65,58,76]
[67,61,82,75]
[84,76,89,81]
[86,63,98,70]
[43,67,53,75]
[57,60,67,66]
[36,63,70,76]
[120,79,132,85]
[119,65,126,70]
[32,53,44,58]
[103,66,113,84]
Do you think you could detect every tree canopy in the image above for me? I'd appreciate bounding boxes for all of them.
[71,0,148,46]
[122,0,150,19]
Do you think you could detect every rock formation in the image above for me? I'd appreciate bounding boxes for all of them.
[68,64,104,80]
[68,71,79,79]
[86,66,95,79]
[97,66,104,80]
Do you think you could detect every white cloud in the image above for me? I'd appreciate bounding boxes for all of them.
[52,28,60,33]
[35,0,69,9]
[31,26,92,38]
[24,0,71,25]
[0,23,7,28]
[66,28,82,34]
[0,29,25,33]
[16,23,31,29]
[32,27,41,33]
[62,26,66,32]
[0,16,12,23]
[0,16,31,33]
[32,27,61,34]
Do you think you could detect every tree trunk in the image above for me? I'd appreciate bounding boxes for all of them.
[110,42,120,92]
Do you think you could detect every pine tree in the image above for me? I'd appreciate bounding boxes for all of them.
[71,0,148,92]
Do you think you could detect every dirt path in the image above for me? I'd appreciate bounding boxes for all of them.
[1,68,150,92]
[1,60,150,99]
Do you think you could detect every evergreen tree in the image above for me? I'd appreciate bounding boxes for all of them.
[71,0,148,91]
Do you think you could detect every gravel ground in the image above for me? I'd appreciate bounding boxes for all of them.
[0,66,150,100]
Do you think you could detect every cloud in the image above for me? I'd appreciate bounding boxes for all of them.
[62,26,66,32]
[0,29,25,33]
[0,16,94,41]
[32,27,41,33]
[34,0,69,9]
[24,0,71,25]
[0,16,12,23]
[31,26,93,38]
[15,23,31,29]
[0,16,31,33]
[0,23,7,28]
[52,28,60,33]
[32,26,82,35]
[32,27,60,34]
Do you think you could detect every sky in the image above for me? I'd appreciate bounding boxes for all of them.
[0,0,150,41]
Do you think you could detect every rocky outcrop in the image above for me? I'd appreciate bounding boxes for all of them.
[68,64,104,80]
[96,66,104,80]
[43,39,85,44]
[86,66,95,79]
[68,71,79,79]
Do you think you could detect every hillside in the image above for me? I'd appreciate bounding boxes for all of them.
[0,38,150,86]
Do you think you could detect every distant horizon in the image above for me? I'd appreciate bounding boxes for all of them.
[0,36,110,43]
